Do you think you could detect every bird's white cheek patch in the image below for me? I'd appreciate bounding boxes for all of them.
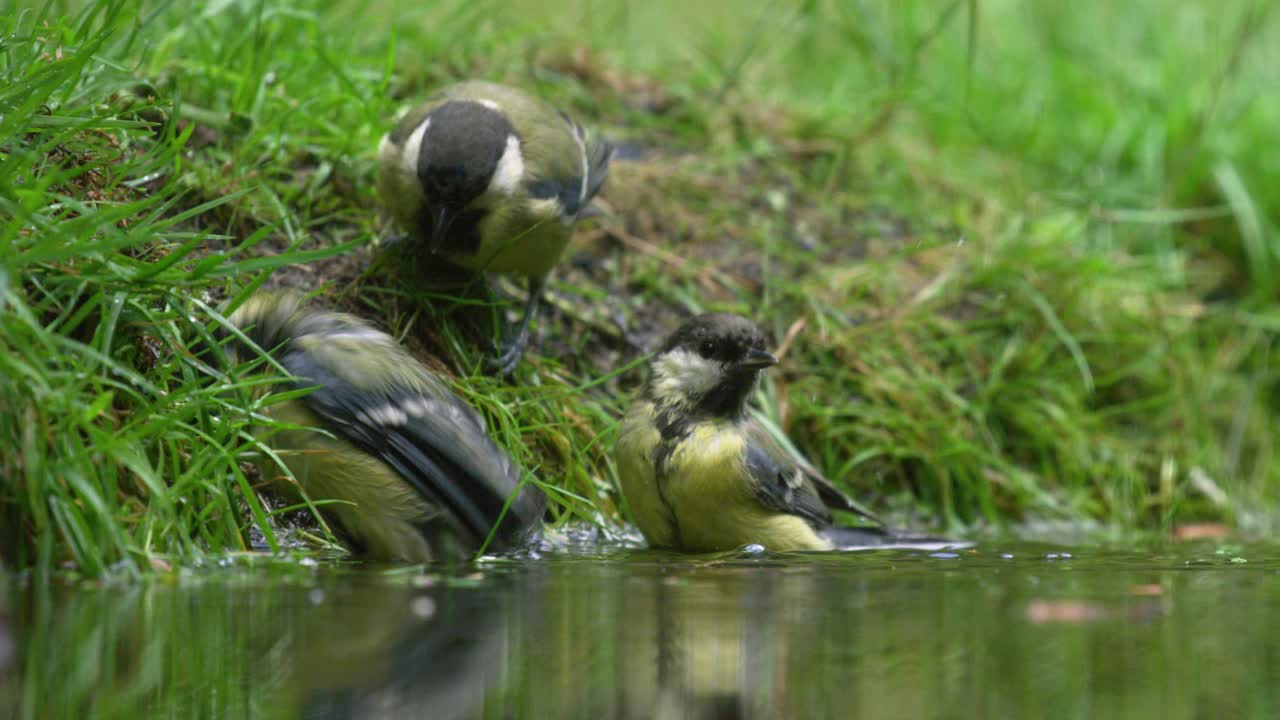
[651,348,721,403]
[402,117,431,172]
[488,134,524,195]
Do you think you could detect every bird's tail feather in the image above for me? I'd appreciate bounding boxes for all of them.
[820,525,971,551]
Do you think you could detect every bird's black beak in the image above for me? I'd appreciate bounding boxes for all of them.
[428,206,453,253]
[738,348,779,370]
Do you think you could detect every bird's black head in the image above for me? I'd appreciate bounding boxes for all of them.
[648,313,778,417]
[415,100,521,253]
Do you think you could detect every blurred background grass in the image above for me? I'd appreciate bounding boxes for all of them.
[3,0,1278,575]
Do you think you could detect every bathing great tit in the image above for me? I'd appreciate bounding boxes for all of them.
[376,80,613,375]
[614,313,896,553]
[226,292,544,562]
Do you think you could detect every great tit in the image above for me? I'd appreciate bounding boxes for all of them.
[615,313,919,553]
[376,80,613,375]
[226,292,544,562]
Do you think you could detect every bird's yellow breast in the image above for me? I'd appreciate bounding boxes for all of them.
[615,401,676,547]
[462,208,571,277]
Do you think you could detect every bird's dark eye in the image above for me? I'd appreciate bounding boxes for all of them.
[698,340,717,358]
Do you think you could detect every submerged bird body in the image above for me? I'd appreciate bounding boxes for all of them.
[227,292,544,562]
[615,313,882,553]
[376,81,612,371]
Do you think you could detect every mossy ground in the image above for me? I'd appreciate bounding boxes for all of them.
[3,0,1279,576]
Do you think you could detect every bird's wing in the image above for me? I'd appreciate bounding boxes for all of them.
[521,110,611,218]
[743,416,882,526]
[742,439,833,527]
[280,342,543,551]
[578,120,613,210]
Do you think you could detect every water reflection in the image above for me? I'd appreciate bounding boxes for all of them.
[294,577,510,719]
[7,545,1280,719]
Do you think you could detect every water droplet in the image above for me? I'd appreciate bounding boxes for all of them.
[411,596,436,619]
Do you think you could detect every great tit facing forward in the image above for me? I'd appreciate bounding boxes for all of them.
[227,292,544,562]
[615,313,900,553]
[376,80,613,375]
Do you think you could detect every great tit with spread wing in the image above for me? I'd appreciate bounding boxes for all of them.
[614,313,937,553]
[226,292,544,562]
[376,80,613,375]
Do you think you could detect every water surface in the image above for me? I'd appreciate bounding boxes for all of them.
[4,541,1279,719]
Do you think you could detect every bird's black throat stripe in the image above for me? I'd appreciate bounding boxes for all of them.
[650,404,697,548]
[415,203,486,256]
[697,371,758,418]
[652,405,694,477]
[651,466,683,549]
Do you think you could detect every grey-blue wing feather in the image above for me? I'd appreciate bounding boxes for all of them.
[743,419,881,525]
[527,177,587,216]
[743,442,832,527]
[581,131,612,209]
[526,114,612,218]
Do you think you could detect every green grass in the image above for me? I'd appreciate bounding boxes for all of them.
[2,0,1279,575]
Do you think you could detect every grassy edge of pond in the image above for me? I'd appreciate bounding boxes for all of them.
[3,0,1279,577]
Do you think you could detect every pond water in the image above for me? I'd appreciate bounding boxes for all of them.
[4,541,1279,719]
